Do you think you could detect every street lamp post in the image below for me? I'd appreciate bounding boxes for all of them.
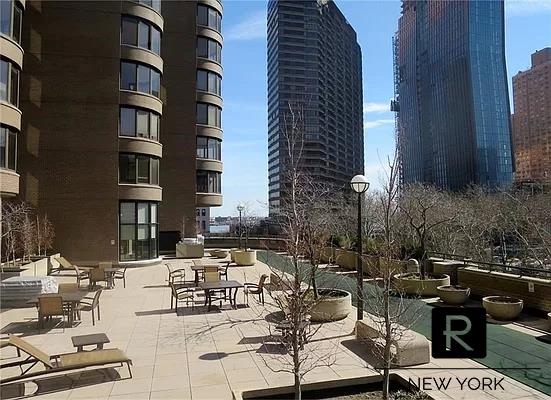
[237,204,245,249]
[350,175,369,320]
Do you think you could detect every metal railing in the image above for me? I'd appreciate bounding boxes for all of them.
[429,251,551,279]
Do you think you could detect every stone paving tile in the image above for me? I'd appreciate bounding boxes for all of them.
[1,255,548,400]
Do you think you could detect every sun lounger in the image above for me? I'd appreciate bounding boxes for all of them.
[0,335,132,384]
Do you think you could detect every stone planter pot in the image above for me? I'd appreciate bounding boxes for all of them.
[437,285,470,305]
[211,249,228,258]
[482,296,523,321]
[234,250,256,266]
[320,247,335,264]
[548,312,551,331]
[310,289,352,322]
[230,248,239,262]
[394,273,450,296]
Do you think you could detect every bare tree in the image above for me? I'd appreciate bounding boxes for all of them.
[1,201,32,266]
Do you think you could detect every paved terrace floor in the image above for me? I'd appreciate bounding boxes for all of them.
[0,252,548,400]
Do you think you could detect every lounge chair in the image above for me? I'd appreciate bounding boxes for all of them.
[52,256,75,274]
[0,335,132,384]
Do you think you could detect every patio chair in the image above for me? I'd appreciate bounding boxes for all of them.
[244,274,268,305]
[58,283,79,293]
[113,266,128,288]
[74,265,90,288]
[38,296,67,329]
[169,282,194,312]
[75,289,102,326]
[0,335,132,384]
[203,266,226,305]
[219,261,230,280]
[165,263,186,285]
[89,265,109,288]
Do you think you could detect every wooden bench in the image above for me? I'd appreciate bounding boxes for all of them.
[355,317,430,367]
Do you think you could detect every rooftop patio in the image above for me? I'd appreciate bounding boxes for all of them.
[0,252,549,400]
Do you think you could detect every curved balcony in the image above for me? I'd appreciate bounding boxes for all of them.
[119,90,163,115]
[196,158,223,173]
[0,169,20,197]
[121,46,163,74]
[118,183,162,202]
[197,58,223,76]
[196,124,223,141]
[121,1,163,31]
[119,136,162,158]
[196,192,222,207]
[198,0,223,13]
[196,91,223,108]
[0,36,24,69]
[196,27,223,45]
[0,102,22,131]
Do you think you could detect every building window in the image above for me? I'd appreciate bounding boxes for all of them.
[120,108,159,140]
[196,136,221,160]
[0,0,22,44]
[197,4,222,32]
[196,103,221,128]
[0,125,17,171]
[119,153,159,185]
[121,16,161,55]
[119,201,158,261]
[197,37,222,63]
[0,59,20,107]
[120,61,161,98]
[197,170,221,193]
[131,0,161,13]
[197,70,221,96]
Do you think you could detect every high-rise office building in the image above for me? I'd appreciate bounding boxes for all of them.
[394,0,513,190]
[512,48,551,185]
[267,0,363,214]
[11,0,223,263]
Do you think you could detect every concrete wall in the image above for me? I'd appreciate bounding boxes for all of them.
[205,237,287,251]
[458,266,551,312]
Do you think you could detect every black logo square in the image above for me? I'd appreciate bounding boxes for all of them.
[432,307,486,358]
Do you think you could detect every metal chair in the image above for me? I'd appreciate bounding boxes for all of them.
[244,274,268,305]
[165,263,185,285]
[169,282,194,313]
[38,296,67,329]
[113,267,128,288]
[76,289,102,326]
[74,265,90,288]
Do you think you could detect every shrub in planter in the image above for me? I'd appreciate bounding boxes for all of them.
[436,285,470,305]
[482,296,523,321]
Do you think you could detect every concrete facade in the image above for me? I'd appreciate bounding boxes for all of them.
[512,48,551,185]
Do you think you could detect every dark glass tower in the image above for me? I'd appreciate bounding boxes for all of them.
[267,0,363,214]
[395,0,513,189]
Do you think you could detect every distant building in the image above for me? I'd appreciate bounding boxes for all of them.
[395,0,513,190]
[512,48,551,185]
[196,207,210,234]
[267,0,364,215]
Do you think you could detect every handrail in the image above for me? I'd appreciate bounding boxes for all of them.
[428,251,551,279]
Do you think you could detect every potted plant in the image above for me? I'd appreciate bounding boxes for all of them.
[436,285,470,305]
[482,296,523,320]
[308,288,352,322]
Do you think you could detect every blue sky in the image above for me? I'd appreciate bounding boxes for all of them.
[216,0,551,217]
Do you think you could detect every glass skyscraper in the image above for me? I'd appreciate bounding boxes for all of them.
[395,0,513,189]
[267,0,363,214]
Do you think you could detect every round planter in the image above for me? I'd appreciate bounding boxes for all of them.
[482,296,523,321]
[234,250,256,266]
[211,249,228,258]
[230,248,239,262]
[548,312,551,331]
[310,289,352,322]
[437,285,470,305]
[394,273,450,296]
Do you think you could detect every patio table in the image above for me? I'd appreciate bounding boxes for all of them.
[71,333,110,351]
[103,267,120,289]
[199,280,244,311]
[27,292,88,326]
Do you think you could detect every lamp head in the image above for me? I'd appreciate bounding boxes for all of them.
[350,175,369,193]
[237,204,245,212]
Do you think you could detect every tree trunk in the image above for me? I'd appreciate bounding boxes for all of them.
[293,331,301,400]
[383,275,392,400]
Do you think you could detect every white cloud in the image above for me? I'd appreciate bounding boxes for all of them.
[225,11,266,41]
[363,119,394,129]
[505,0,551,17]
[363,102,390,113]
